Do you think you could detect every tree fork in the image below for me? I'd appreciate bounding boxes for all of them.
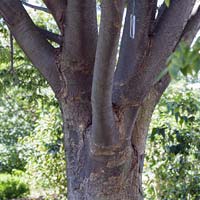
[61,100,145,200]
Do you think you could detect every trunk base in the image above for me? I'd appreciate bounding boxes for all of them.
[66,142,143,200]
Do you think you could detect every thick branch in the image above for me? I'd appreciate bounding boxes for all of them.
[149,2,167,35]
[91,1,125,146]
[132,3,200,154]
[37,27,62,45]
[21,1,49,13]
[62,0,97,66]
[42,0,67,33]
[114,0,196,106]
[0,0,61,94]
[114,0,157,86]
[181,5,200,44]
[132,74,170,156]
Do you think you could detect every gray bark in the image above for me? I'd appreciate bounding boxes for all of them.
[92,0,125,145]
[61,99,144,200]
[42,0,67,33]
[114,0,196,106]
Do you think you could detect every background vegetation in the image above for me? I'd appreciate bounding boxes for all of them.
[144,78,200,200]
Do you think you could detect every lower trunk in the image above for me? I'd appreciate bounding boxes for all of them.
[61,101,147,200]
[64,129,144,200]
[59,76,168,200]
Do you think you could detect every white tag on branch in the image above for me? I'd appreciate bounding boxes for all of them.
[130,14,136,39]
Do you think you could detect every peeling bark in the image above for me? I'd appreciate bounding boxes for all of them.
[61,100,143,200]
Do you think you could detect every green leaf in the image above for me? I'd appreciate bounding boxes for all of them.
[165,0,170,7]
[168,64,180,79]
[0,80,4,93]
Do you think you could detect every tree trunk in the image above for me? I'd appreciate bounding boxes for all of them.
[62,123,145,200]
[60,101,148,200]
[59,73,170,200]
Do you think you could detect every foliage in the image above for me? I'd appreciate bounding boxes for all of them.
[144,79,200,200]
[166,38,200,79]
[21,103,67,199]
[0,55,66,198]
[0,14,66,198]
[157,38,200,82]
[164,0,171,7]
[0,173,30,199]
[0,46,49,172]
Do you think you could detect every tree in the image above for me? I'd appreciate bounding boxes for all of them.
[0,0,200,199]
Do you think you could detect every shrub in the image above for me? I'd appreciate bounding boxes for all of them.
[144,80,200,200]
[0,173,29,200]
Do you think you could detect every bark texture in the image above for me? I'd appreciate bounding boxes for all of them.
[0,0,199,199]
[61,100,144,200]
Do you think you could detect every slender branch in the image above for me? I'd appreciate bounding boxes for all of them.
[21,0,50,13]
[91,0,125,146]
[0,0,61,94]
[181,5,200,44]
[42,0,67,33]
[37,27,63,45]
